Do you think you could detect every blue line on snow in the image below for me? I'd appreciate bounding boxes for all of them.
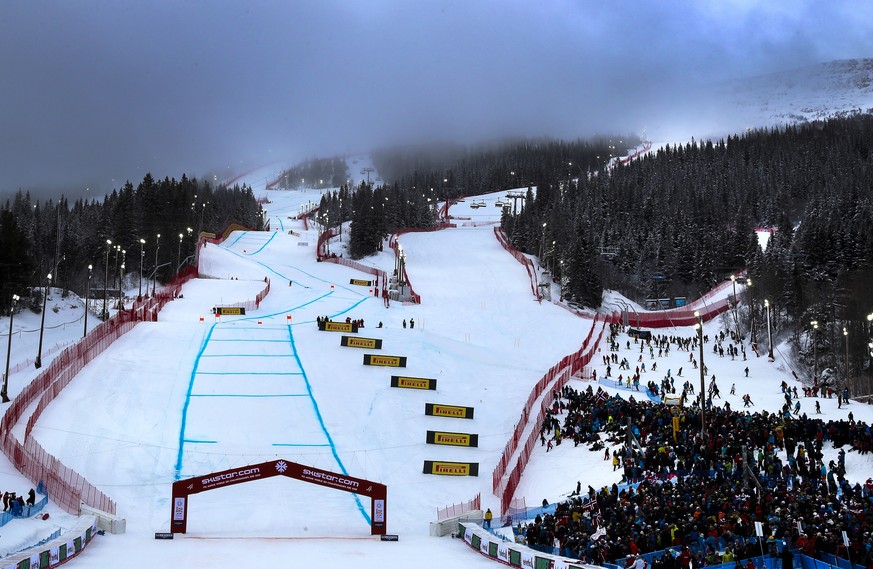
[225,231,248,248]
[199,354,294,358]
[328,295,370,320]
[214,242,365,296]
[195,371,302,376]
[272,443,331,447]
[277,217,285,232]
[286,324,371,525]
[208,339,288,342]
[190,393,308,398]
[237,291,334,322]
[248,231,277,255]
[183,439,218,444]
[175,322,217,479]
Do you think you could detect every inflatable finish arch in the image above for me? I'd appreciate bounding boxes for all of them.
[171,459,387,535]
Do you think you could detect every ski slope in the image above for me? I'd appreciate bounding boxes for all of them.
[2,186,870,567]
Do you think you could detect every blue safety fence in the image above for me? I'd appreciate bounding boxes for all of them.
[0,481,48,527]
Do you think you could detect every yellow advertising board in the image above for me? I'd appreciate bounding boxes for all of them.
[213,306,245,315]
[363,354,407,367]
[319,321,359,333]
[422,460,479,476]
[391,376,436,390]
[341,336,383,349]
[425,403,474,419]
[426,430,478,447]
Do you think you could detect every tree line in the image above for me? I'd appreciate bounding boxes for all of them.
[0,173,263,313]
[340,117,873,388]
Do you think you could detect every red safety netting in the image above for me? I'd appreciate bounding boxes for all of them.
[493,227,542,301]
[436,493,481,521]
[315,228,340,261]
[319,257,386,299]
[490,293,733,513]
[0,222,266,517]
[491,313,608,512]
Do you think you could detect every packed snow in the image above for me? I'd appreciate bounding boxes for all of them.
[0,184,870,567]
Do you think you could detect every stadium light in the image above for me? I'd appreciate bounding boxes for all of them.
[104,239,112,319]
[84,264,92,337]
[138,238,146,297]
[35,273,52,369]
[2,294,21,402]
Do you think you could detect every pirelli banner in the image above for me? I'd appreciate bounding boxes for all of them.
[426,430,478,447]
[349,278,373,286]
[341,336,383,350]
[318,320,359,333]
[425,403,474,420]
[391,375,436,390]
[213,306,245,315]
[363,354,407,367]
[423,460,479,476]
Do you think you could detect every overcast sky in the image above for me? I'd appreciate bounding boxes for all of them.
[2,0,872,198]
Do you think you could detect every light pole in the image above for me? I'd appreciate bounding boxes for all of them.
[35,272,52,369]
[177,233,183,272]
[113,245,121,301]
[83,264,92,337]
[868,313,873,391]
[2,294,20,402]
[539,222,547,266]
[138,238,146,297]
[731,275,741,341]
[765,299,774,361]
[844,326,849,392]
[103,239,112,319]
[152,234,161,297]
[811,320,819,384]
[118,249,126,309]
[119,263,125,309]
[695,310,706,440]
[747,278,755,343]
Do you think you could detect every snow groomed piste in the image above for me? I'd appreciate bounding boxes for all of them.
[7,184,769,568]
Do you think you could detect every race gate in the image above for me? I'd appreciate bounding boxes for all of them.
[171,459,387,535]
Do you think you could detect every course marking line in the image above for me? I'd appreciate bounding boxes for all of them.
[248,231,277,255]
[213,243,364,296]
[287,323,371,525]
[237,290,334,322]
[271,443,332,447]
[190,393,308,398]
[199,354,295,358]
[209,339,288,343]
[224,231,249,248]
[175,322,217,479]
[194,371,303,376]
[183,439,218,444]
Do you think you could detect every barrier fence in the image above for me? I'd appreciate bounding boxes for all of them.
[493,227,542,301]
[436,493,481,521]
[493,313,612,513]
[0,222,260,520]
[319,257,387,298]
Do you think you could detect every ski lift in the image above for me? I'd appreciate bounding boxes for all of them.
[495,201,505,207]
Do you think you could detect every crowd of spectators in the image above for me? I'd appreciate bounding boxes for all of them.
[511,325,873,569]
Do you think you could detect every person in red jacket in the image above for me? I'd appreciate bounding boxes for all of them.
[678,546,693,569]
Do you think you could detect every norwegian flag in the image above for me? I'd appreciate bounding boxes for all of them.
[595,388,609,403]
